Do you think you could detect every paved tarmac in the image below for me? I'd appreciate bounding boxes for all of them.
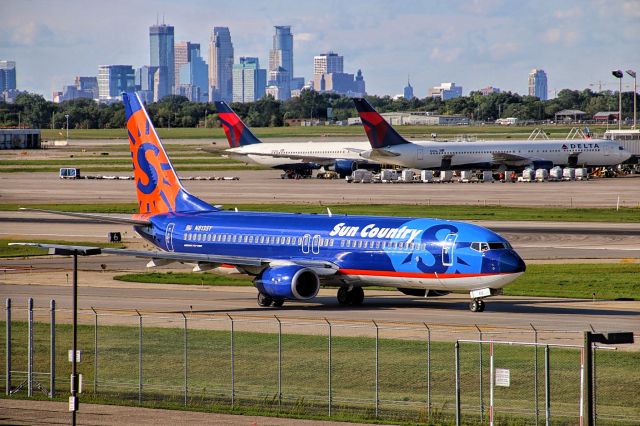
[2,170,640,207]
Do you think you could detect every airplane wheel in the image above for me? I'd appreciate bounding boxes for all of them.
[337,287,350,305]
[350,287,365,305]
[478,300,486,312]
[258,292,273,307]
[470,299,480,312]
[272,298,285,308]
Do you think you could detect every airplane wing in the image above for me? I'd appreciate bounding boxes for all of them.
[491,152,551,166]
[10,243,340,276]
[19,208,151,226]
[359,148,401,160]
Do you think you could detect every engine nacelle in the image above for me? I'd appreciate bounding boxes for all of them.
[333,159,358,177]
[254,265,320,300]
[531,160,554,170]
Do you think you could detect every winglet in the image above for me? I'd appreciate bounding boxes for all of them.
[352,98,410,148]
[215,101,262,147]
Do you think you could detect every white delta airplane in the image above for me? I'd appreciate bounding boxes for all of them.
[353,98,631,170]
[214,101,378,177]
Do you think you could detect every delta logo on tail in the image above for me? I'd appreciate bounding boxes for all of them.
[353,98,409,148]
[214,101,261,147]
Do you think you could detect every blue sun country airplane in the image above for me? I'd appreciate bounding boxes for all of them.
[16,92,526,312]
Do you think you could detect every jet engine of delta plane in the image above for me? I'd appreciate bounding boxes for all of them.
[332,159,381,178]
[254,264,320,306]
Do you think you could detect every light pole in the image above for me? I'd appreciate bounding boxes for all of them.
[65,114,70,141]
[627,70,637,129]
[612,70,623,130]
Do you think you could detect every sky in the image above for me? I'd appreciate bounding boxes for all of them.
[1,0,639,100]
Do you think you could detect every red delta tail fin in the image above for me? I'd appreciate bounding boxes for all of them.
[215,101,262,147]
[123,92,215,216]
[352,98,410,148]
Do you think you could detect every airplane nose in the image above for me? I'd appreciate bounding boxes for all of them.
[500,250,526,273]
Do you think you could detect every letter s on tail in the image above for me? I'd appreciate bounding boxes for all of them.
[123,92,214,216]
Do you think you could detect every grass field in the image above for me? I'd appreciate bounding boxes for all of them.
[3,202,640,222]
[112,263,640,301]
[0,239,124,257]
[40,124,620,141]
[2,320,638,425]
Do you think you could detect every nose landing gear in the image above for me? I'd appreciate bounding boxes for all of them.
[469,299,486,312]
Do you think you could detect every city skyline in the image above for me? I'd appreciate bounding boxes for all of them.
[1,0,638,100]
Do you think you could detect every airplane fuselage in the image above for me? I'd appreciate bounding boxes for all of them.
[372,139,630,170]
[137,210,525,292]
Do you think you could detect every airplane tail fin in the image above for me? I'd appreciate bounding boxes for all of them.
[123,92,216,216]
[215,101,262,147]
[352,98,410,148]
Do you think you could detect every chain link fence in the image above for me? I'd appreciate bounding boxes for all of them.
[3,298,639,424]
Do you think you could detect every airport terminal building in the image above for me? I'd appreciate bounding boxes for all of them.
[0,129,41,149]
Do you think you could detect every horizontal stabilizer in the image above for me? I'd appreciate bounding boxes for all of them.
[19,208,151,226]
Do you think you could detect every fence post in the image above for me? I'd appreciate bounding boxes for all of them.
[373,320,379,418]
[455,341,461,426]
[545,345,550,426]
[91,307,97,394]
[50,300,55,398]
[424,323,431,418]
[182,312,188,406]
[227,314,234,408]
[531,323,539,425]
[28,297,33,397]
[475,324,484,420]
[6,298,11,395]
[325,318,332,417]
[136,310,142,404]
[489,342,494,426]
[275,315,282,408]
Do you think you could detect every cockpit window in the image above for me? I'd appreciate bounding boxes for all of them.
[471,242,508,252]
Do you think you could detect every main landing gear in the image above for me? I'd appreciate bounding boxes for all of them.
[469,298,486,312]
[257,292,285,308]
[337,287,364,306]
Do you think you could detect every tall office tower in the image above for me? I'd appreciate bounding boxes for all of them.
[208,27,234,102]
[528,68,548,100]
[135,65,159,103]
[268,26,293,95]
[97,65,135,102]
[354,70,366,96]
[314,52,343,76]
[149,23,175,100]
[174,41,192,91]
[75,76,98,99]
[178,45,208,102]
[403,76,414,99]
[0,61,17,90]
[232,57,266,103]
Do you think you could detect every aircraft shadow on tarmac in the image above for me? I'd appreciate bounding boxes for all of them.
[185,294,639,318]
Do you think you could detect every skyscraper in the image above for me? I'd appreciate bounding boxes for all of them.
[178,45,208,102]
[528,69,548,100]
[403,77,414,99]
[232,57,266,103]
[268,26,294,99]
[208,27,234,102]
[174,41,193,91]
[0,61,17,90]
[97,65,135,102]
[149,23,175,100]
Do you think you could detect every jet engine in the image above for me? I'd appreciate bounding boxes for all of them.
[254,265,320,300]
[333,160,358,178]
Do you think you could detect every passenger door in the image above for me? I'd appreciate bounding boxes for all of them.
[442,233,457,266]
[165,223,175,252]
[301,234,311,254]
